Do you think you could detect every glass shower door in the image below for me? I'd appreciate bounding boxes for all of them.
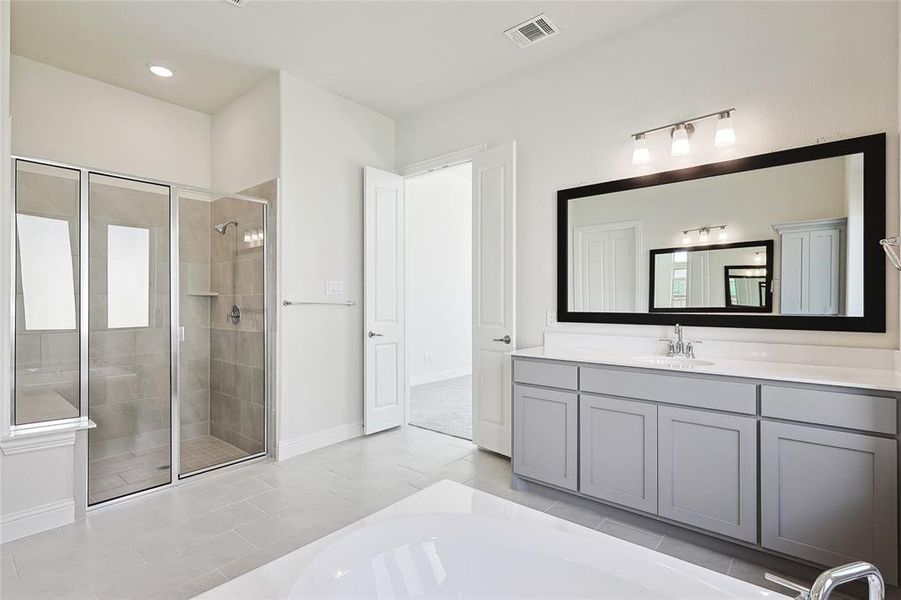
[87,174,172,505]
[178,190,266,476]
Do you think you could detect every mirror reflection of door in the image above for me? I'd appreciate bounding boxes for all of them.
[571,220,640,312]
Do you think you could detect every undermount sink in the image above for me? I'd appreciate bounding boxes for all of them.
[631,356,715,369]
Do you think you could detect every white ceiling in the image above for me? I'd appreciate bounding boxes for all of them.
[11,1,688,118]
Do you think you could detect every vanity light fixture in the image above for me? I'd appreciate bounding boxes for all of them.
[631,133,650,165]
[148,64,174,78]
[698,227,709,243]
[754,251,764,263]
[630,108,736,162]
[718,226,728,241]
[682,231,691,245]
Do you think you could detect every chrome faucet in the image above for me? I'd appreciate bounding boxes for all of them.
[765,561,885,600]
[659,324,700,359]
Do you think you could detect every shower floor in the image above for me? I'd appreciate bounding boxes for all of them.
[88,435,250,505]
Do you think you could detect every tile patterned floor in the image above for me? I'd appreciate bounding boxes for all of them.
[1,426,887,599]
[89,436,250,505]
[409,374,472,440]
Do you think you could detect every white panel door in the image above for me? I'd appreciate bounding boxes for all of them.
[780,231,809,314]
[571,221,640,312]
[472,142,516,456]
[363,167,405,435]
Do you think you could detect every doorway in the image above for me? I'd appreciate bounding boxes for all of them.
[404,163,473,440]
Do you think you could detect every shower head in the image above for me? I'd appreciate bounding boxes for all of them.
[214,219,238,235]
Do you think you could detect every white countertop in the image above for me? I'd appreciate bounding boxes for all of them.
[513,346,901,393]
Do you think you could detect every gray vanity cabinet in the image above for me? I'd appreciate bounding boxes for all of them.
[761,422,898,582]
[579,394,657,513]
[657,406,758,543]
[512,384,578,491]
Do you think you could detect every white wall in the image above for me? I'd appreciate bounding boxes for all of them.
[405,163,472,386]
[277,72,395,456]
[10,55,211,187]
[397,1,900,350]
[211,74,280,194]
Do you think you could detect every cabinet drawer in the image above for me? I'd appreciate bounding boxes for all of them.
[513,359,578,390]
[761,385,897,435]
[580,366,756,414]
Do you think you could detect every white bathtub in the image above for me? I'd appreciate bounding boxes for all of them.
[200,480,788,599]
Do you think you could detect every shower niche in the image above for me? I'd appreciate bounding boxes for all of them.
[11,158,270,506]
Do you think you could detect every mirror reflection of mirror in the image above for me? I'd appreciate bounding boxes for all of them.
[650,241,772,313]
[567,153,863,317]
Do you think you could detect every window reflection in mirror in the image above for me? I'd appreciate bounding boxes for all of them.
[107,224,150,329]
[14,160,81,425]
[567,153,864,317]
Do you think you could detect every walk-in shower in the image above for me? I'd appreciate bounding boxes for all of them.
[10,157,271,506]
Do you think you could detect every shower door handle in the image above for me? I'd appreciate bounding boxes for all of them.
[368,331,383,338]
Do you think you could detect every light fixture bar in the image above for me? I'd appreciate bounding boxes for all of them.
[631,108,735,139]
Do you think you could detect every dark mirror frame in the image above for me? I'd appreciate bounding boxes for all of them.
[556,133,886,332]
[648,239,774,314]
[723,266,768,311]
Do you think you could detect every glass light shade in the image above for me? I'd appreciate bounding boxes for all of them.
[671,125,690,156]
[632,135,650,165]
[698,229,709,243]
[715,113,736,147]
[754,253,762,263]
[718,228,728,241]
[682,232,691,244]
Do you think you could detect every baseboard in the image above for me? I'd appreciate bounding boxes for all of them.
[0,498,74,543]
[276,421,362,461]
[409,367,471,387]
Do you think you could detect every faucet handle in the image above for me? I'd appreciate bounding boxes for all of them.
[764,573,811,600]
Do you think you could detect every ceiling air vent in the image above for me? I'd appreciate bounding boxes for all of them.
[504,14,559,49]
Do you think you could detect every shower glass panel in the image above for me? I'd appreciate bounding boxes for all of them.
[13,160,81,425]
[87,174,171,505]
[178,190,266,476]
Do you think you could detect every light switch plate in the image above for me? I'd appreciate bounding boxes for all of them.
[325,280,344,296]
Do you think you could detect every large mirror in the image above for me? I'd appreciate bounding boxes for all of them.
[557,134,885,331]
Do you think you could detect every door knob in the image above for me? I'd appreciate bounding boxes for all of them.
[493,335,511,344]
[368,331,383,338]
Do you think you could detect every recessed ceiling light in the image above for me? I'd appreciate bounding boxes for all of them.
[148,64,174,78]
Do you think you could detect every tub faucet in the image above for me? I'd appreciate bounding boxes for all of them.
[765,561,885,600]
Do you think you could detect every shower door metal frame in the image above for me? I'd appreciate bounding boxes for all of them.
[8,155,272,508]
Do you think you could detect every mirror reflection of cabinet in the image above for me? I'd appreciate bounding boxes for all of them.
[773,218,845,316]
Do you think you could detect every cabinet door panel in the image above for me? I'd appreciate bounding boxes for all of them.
[513,385,577,490]
[761,422,897,583]
[579,394,656,513]
[658,406,757,542]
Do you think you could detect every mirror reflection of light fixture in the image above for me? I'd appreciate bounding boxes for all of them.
[630,108,736,163]
[681,224,727,244]
[670,123,692,157]
[754,251,764,263]
[632,133,650,165]
[698,227,709,242]
[715,111,736,147]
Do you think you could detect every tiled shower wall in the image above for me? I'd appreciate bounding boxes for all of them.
[209,197,265,454]
[179,198,212,442]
